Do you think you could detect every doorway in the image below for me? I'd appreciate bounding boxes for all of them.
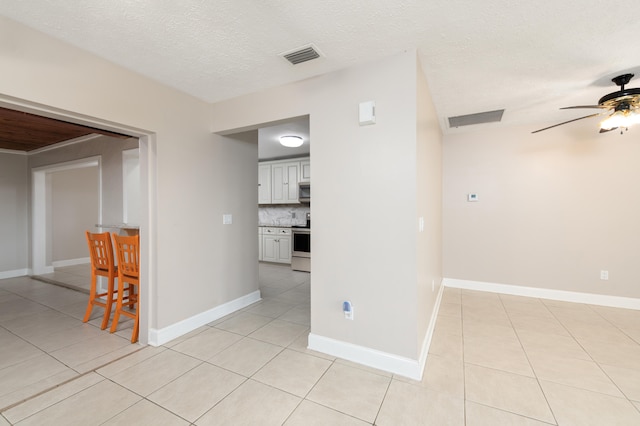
[255,115,311,336]
[32,156,102,276]
[0,96,155,346]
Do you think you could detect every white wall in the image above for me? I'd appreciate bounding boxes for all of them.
[211,51,442,370]
[0,152,28,276]
[443,124,640,299]
[122,148,140,224]
[51,166,99,262]
[415,60,443,345]
[1,16,259,337]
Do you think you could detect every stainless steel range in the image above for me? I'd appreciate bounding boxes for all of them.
[291,213,310,272]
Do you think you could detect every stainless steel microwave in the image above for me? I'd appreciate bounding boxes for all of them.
[298,182,310,203]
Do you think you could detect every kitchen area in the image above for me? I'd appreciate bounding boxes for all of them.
[257,117,311,273]
[258,158,310,272]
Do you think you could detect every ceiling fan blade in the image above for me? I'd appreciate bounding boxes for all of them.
[531,113,602,134]
[560,105,607,110]
[599,127,618,133]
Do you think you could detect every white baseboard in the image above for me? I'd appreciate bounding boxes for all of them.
[32,266,54,275]
[443,278,640,310]
[0,268,29,279]
[308,333,424,380]
[148,290,261,346]
[307,281,445,381]
[52,258,90,268]
[416,280,445,377]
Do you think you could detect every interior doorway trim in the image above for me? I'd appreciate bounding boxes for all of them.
[31,156,102,275]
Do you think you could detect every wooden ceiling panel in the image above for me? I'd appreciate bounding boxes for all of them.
[0,107,131,152]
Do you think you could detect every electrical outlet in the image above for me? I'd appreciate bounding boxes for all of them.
[292,212,296,219]
[343,301,354,320]
[600,270,609,280]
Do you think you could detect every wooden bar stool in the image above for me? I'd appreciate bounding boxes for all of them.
[83,231,118,330]
[110,232,140,343]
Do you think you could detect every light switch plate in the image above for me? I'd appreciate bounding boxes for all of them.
[223,214,232,225]
[467,193,478,202]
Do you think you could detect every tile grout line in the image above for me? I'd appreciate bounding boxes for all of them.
[457,291,468,426]
[173,284,311,424]
[0,344,146,414]
[578,304,640,405]
[498,294,560,425]
[541,299,639,401]
[2,265,313,423]
[29,275,90,295]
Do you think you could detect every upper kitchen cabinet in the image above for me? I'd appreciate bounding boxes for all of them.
[258,163,272,204]
[259,157,309,205]
[272,161,299,204]
[300,159,310,182]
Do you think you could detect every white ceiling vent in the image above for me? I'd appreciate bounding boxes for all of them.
[448,109,504,128]
[280,44,322,65]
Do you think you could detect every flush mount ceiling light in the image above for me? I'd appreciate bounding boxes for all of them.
[279,135,303,147]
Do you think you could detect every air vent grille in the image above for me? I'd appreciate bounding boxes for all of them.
[281,45,321,65]
[448,109,504,128]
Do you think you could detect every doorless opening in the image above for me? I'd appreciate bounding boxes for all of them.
[0,96,155,346]
[32,155,102,275]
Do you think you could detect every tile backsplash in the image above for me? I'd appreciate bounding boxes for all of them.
[259,206,310,227]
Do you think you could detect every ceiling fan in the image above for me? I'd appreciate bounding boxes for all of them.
[532,73,640,134]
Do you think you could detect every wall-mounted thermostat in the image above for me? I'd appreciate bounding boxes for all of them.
[467,193,478,202]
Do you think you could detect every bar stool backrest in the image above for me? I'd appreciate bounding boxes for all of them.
[86,231,116,273]
[113,234,139,278]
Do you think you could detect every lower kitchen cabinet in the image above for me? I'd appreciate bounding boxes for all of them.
[261,227,291,264]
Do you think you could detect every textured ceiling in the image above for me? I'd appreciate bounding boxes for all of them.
[1,0,639,135]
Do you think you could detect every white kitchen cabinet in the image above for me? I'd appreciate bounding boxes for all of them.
[261,227,291,264]
[258,157,309,205]
[258,227,263,261]
[276,234,291,263]
[271,162,299,204]
[299,159,310,182]
[258,164,272,204]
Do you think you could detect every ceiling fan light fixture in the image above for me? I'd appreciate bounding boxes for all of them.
[600,109,640,131]
[279,135,303,147]
[533,73,640,134]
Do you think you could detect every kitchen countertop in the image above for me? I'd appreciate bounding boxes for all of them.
[96,223,139,229]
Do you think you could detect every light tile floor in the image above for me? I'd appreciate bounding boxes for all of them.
[34,263,92,293]
[2,264,640,424]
